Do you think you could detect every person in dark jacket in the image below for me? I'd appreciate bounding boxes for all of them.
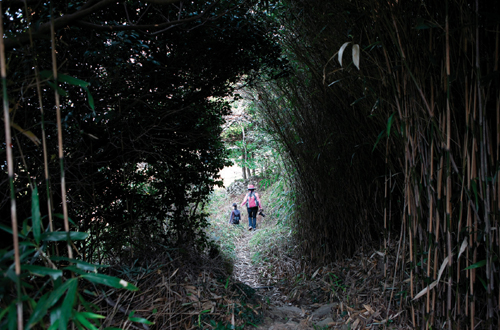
[229,203,241,225]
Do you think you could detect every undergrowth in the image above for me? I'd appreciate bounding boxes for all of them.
[205,189,245,263]
[248,177,302,284]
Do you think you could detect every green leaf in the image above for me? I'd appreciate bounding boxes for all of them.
[26,292,51,327]
[22,265,63,280]
[81,273,138,291]
[48,318,59,330]
[0,223,27,239]
[7,304,16,330]
[46,81,68,97]
[386,112,396,137]
[60,279,78,330]
[58,74,90,88]
[128,311,155,325]
[75,312,99,330]
[46,278,78,309]
[41,231,88,242]
[478,275,488,290]
[51,256,104,272]
[50,306,61,330]
[40,70,90,88]
[415,18,438,30]
[463,259,487,270]
[32,186,41,244]
[0,302,10,320]
[78,312,105,320]
[82,86,95,112]
[63,265,88,276]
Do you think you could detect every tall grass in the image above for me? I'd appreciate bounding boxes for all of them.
[248,176,302,284]
[205,189,246,263]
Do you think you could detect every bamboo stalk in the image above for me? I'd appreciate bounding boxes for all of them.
[50,4,73,258]
[0,5,23,329]
[23,1,56,245]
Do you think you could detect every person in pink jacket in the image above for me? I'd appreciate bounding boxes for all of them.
[241,184,263,231]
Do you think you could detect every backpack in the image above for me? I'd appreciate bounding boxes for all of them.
[232,210,240,224]
[247,191,259,208]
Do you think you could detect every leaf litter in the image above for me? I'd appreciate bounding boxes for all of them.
[86,187,413,329]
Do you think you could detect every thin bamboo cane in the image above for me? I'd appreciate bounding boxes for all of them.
[23,2,56,247]
[0,5,23,329]
[50,4,73,259]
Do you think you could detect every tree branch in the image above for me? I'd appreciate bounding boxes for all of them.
[4,0,224,49]
[5,0,115,49]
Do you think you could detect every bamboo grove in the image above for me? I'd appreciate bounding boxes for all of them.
[255,0,500,328]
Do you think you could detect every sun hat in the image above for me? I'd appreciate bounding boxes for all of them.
[247,184,256,190]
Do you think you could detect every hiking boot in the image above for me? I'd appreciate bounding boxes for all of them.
[248,227,252,231]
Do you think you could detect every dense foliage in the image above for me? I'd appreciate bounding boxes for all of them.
[254,0,500,327]
[0,0,286,261]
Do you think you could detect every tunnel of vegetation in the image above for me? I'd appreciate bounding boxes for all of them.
[2,0,500,328]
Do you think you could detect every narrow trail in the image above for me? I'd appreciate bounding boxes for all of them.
[232,228,325,330]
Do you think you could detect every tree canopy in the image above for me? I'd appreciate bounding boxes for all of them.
[0,0,287,260]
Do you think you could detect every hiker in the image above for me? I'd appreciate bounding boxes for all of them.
[240,184,263,231]
[229,203,241,225]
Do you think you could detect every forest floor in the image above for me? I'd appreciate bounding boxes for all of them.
[230,219,412,330]
[100,177,413,329]
[221,187,412,330]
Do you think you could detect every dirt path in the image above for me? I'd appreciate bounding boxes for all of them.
[233,229,334,330]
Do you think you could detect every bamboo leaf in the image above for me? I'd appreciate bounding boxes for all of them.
[32,186,41,244]
[352,44,360,70]
[413,256,448,300]
[78,312,105,320]
[0,223,27,239]
[26,292,51,327]
[350,96,366,106]
[82,86,95,112]
[338,42,350,67]
[46,81,68,97]
[40,70,90,88]
[7,303,17,330]
[457,238,467,261]
[46,278,78,308]
[22,265,62,280]
[50,305,61,330]
[41,231,88,242]
[57,74,90,88]
[478,276,488,290]
[372,130,385,152]
[10,121,41,146]
[75,312,99,330]
[386,113,396,137]
[463,259,487,270]
[60,279,78,330]
[128,311,155,325]
[51,256,106,272]
[81,273,139,291]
